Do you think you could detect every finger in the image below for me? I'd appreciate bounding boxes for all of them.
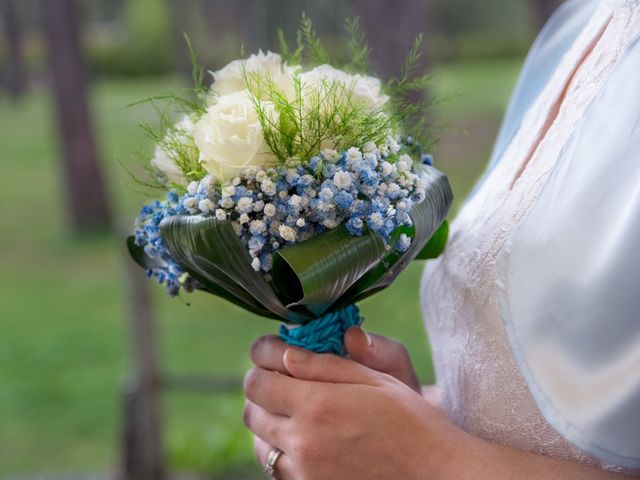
[250,335,288,373]
[244,366,308,416]
[422,384,440,408]
[344,327,421,391]
[255,436,296,480]
[243,400,291,450]
[282,346,381,385]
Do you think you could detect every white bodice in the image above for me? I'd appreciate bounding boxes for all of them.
[420,0,640,473]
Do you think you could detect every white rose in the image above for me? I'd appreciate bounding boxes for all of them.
[351,74,389,110]
[194,91,277,180]
[299,64,389,111]
[150,115,196,186]
[150,146,185,185]
[208,50,300,103]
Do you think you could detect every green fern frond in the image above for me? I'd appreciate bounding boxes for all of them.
[344,17,369,73]
[300,13,331,66]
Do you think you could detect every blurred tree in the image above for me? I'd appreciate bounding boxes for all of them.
[122,0,174,74]
[168,0,194,80]
[40,0,112,232]
[1,0,28,99]
[353,0,431,79]
[200,0,244,67]
[530,0,564,28]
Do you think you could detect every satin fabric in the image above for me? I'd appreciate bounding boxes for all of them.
[492,0,640,468]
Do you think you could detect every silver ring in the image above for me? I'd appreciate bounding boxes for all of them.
[263,448,283,479]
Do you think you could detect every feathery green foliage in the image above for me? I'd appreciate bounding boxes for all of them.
[244,70,392,163]
[344,17,370,73]
[385,34,434,149]
[273,16,434,151]
[299,13,331,66]
[126,34,207,190]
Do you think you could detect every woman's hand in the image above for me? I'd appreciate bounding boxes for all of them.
[243,345,475,480]
[250,327,422,392]
[244,339,633,480]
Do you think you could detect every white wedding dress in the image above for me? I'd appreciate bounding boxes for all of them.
[421,0,640,474]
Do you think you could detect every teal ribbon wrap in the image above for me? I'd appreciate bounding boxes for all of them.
[278,304,362,356]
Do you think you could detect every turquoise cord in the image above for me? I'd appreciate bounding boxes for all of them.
[278,304,362,356]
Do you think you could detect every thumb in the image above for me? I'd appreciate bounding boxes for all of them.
[344,327,421,392]
[282,346,380,386]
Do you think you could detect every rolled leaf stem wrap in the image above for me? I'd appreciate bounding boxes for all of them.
[278,304,362,355]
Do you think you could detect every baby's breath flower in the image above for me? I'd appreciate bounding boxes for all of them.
[250,220,267,235]
[243,166,260,181]
[396,233,412,252]
[198,199,215,214]
[397,154,412,172]
[278,224,297,242]
[289,195,303,212]
[187,181,199,196]
[253,200,265,212]
[362,141,376,153]
[367,211,384,229]
[183,197,199,213]
[333,171,353,189]
[347,147,362,160]
[215,209,227,221]
[263,203,276,217]
[201,174,217,191]
[261,179,276,196]
[321,148,339,162]
[236,197,253,213]
[322,217,340,229]
[256,170,268,183]
[381,161,395,177]
[251,257,261,272]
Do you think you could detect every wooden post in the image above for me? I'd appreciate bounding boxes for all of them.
[1,0,28,99]
[40,0,112,233]
[121,238,165,480]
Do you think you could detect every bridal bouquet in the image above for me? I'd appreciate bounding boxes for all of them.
[127,19,453,355]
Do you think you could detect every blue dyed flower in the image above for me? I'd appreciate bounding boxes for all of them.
[334,190,354,209]
[396,233,412,252]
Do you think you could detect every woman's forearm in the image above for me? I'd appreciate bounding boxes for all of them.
[451,436,634,480]
[418,385,633,480]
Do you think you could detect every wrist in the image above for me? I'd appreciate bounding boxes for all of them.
[410,419,491,480]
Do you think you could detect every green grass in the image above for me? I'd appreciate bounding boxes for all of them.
[0,58,520,477]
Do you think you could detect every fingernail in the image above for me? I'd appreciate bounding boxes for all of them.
[286,348,309,363]
[364,331,373,347]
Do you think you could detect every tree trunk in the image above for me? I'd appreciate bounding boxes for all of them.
[353,0,431,80]
[530,0,563,28]
[1,0,28,98]
[40,0,112,233]
[167,0,193,81]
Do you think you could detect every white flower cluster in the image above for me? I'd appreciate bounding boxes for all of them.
[150,51,390,186]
